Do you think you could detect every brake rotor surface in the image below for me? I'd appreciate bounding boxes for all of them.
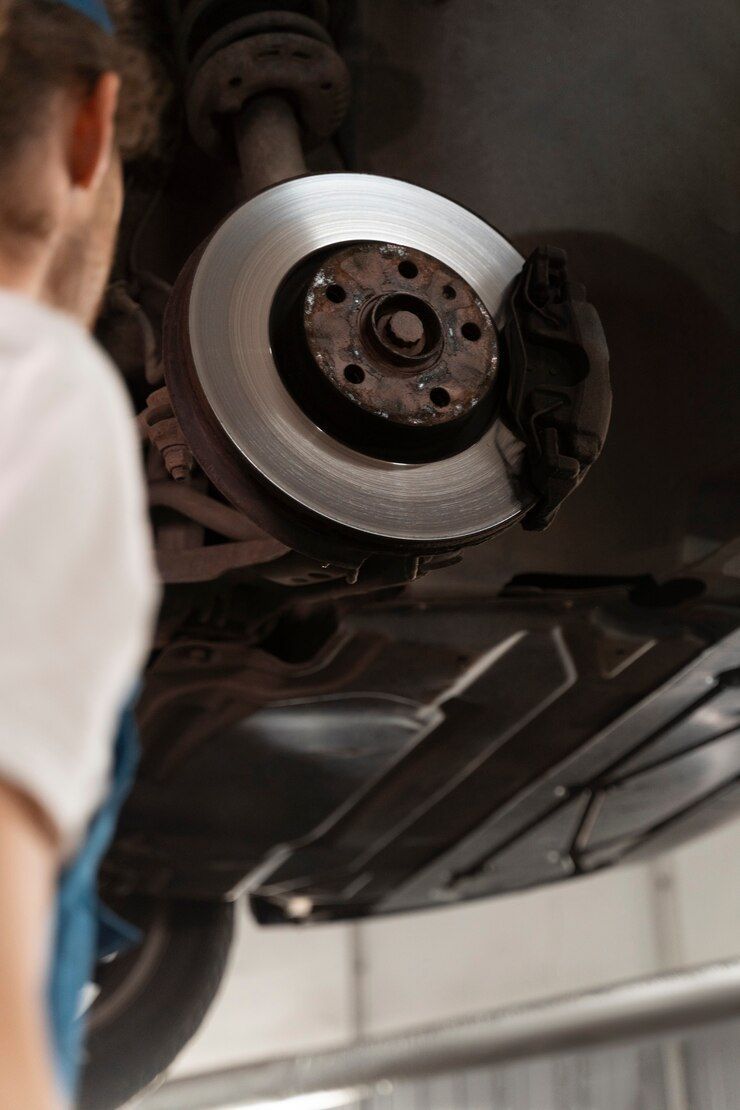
[187,173,528,545]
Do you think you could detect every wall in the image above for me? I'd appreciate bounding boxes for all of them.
[170,816,740,1078]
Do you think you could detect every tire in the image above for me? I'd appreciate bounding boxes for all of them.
[78,897,234,1110]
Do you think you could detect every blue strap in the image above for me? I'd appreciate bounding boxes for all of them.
[48,697,141,1096]
[53,0,113,33]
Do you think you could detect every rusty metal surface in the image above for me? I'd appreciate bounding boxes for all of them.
[186,31,350,160]
[304,242,498,427]
[140,386,194,482]
[176,0,331,70]
[157,537,289,584]
[183,9,333,76]
[141,385,289,581]
[146,472,288,583]
[235,94,307,201]
[147,481,281,543]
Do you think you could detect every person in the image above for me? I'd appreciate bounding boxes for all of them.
[0,1,158,1105]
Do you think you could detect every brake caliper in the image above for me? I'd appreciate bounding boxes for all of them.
[503,246,611,531]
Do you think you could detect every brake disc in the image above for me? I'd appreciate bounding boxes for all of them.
[164,173,531,555]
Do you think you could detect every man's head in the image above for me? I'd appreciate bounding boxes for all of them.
[0,0,122,326]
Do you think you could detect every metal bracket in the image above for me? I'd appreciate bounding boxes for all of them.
[503,246,612,531]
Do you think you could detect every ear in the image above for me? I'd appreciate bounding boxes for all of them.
[68,72,120,191]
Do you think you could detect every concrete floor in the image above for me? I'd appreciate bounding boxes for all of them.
[342,0,739,591]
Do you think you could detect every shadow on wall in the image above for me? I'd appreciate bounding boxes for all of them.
[345,34,426,156]
[502,231,739,577]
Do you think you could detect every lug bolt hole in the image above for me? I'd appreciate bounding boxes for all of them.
[344,364,365,384]
[398,260,419,280]
[326,284,347,303]
[430,387,450,408]
[442,285,457,299]
[461,321,481,341]
[228,75,243,88]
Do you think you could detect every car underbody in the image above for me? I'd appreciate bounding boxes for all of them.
[94,0,740,923]
[80,3,740,1105]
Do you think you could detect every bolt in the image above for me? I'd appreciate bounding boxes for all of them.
[163,444,193,482]
[386,309,425,348]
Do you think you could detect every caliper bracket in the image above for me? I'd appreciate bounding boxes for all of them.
[503,246,611,531]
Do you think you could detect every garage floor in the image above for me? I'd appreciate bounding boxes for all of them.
[340,0,739,593]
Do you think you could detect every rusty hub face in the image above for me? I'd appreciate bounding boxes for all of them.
[303,243,498,427]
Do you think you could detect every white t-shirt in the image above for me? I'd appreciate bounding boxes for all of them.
[0,290,158,856]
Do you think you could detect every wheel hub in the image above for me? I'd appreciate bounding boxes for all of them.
[303,242,498,427]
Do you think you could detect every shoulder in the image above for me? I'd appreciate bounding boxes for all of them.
[0,291,146,518]
[0,291,134,430]
[0,288,158,611]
